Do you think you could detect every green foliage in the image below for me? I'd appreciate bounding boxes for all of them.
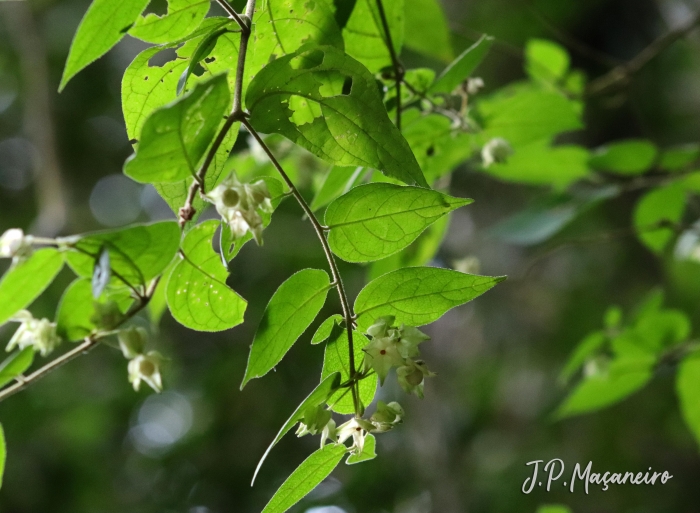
[343,0,404,73]
[633,183,686,253]
[124,75,231,183]
[525,39,570,83]
[403,0,452,62]
[59,0,150,90]
[310,166,365,212]
[246,45,428,187]
[129,0,210,44]
[431,34,493,94]
[346,433,377,464]
[589,139,658,175]
[0,348,34,388]
[536,506,572,513]
[325,183,471,262]
[166,220,246,331]
[676,354,700,448]
[242,269,331,387]
[260,443,347,513]
[311,314,343,345]
[0,423,5,489]
[0,248,64,326]
[354,267,504,331]
[659,144,700,171]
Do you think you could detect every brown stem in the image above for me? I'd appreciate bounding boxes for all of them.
[375,0,404,130]
[215,0,248,30]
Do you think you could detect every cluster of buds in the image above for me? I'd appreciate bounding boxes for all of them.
[0,229,33,265]
[6,310,61,356]
[118,327,164,393]
[205,172,273,245]
[363,316,435,397]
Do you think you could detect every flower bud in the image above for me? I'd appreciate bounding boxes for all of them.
[128,351,164,393]
[118,327,148,359]
[0,228,33,263]
[481,137,513,167]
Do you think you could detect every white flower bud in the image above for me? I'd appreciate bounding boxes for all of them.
[128,351,164,393]
[0,228,33,263]
[481,137,513,167]
[467,77,485,95]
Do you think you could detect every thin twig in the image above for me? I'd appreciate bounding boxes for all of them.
[375,0,404,130]
[241,119,362,417]
[215,0,248,30]
[586,11,700,97]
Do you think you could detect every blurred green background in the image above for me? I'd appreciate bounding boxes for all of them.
[2,0,700,511]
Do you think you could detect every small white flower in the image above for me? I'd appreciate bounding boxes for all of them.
[337,418,373,454]
[0,228,33,263]
[370,401,404,432]
[396,325,430,359]
[128,351,165,393]
[467,77,485,95]
[363,331,404,384]
[481,137,513,167]
[397,359,436,399]
[6,310,61,356]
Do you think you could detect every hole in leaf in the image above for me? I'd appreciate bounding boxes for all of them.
[148,47,178,67]
[204,57,216,63]
[143,0,168,16]
[426,146,435,157]
[342,76,353,95]
[192,63,206,77]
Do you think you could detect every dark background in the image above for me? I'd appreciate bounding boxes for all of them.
[1,0,700,511]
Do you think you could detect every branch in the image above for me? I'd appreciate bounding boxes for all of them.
[179,0,257,227]
[215,0,248,30]
[375,0,404,130]
[241,118,362,417]
[586,11,700,97]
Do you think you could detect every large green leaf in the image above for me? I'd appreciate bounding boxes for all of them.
[343,0,404,73]
[252,372,341,484]
[322,328,377,414]
[129,0,209,44]
[431,35,494,94]
[59,0,150,90]
[124,74,231,184]
[166,220,246,331]
[325,183,470,262]
[261,443,347,513]
[65,222,180,288]
[677,354,700,448]
[589,139,658,175]
[403,0,452,62]
[0,348,35,389]
[246,45,428,187]
[242,269,332,387]
[354,267,504,331]
[633,184,686,253]
[0,248,64,326]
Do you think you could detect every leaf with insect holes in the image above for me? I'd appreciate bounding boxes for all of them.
[124,74,231,184]
[129,0,210,44]
[242,269,332,388]
[166,220,246,331]
[354,267,504,331]
[252,372,341,485]
[0,248,64,327]
[246,45,428,187]
[59,0,150,91]
[325,183,471,262]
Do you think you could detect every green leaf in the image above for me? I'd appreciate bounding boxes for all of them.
[484,140,589,189]
[252,372,341,484]
[322,328,377,413]
[589,139,658,175]
[343,0,404,73]
[246,45,428,187]
[525,39,570,83]
[65,221,180,288]
[249,0,344,81]
[124,74,231,184]
[355,267,504,331]
[148,271,169,326]
[403,0,453,62]
[260,443,347,513]
[431,34,494,94]
[59,0,150,91]
[555,356,655,419]
[242,269,332,387]
[0,248,64,327]
[177,26,232,95]
[633,184,686,253]
[55,278,133,341]
[0,348,35,388]
[536,506,572,513]
[311,314,343,345]
[325,183,470,262]
[166,220,246,331]
[0,422,5,489]
[659,144,700,171]
[559,331,606,384]
[311,166,365,212]
[677,354,700,448]
[129,0,209,44]
[346,433,377,464]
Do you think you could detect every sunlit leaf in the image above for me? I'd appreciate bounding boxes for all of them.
[0,348,34,389]
[129,0,209,44]
[311,314,344,345]
[431,34,494,94]
[242,269,331,387]
[346,433,376,464]
[525,39,570,83]
[343,0,404,73]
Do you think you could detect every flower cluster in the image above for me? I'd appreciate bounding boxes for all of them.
[6,310,61,357]
[205,172,273,245]
[362,316,435,398]
[0,229,33,265]
[118,327,164,393]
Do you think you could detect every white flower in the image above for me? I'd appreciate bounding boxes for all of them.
[370,401,404,432]
[6,310,61,357]
[363,330,404,384]
[396,325,430,359]
[337,418,373,454]
[397,359,436,399]
[481,137,513,167]
[128,351,165,393]
[0,228,33,263]
[467,77,485,95]
[118,327,147,359]
[320,418,337,448]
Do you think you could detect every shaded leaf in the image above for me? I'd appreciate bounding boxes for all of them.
[325,183,470,262]
[677,354,700,448]
[346,433,377,464]
[0,248,64,327]
[589,139,658,175]
[311,166,365,212]
[343,0,404,73]
[0,348,35,389]
[536,506,572,513]
[261,443,347,513]
[403,0,453,62]
[129,0,210,44]
[246,45,428,187]
[633,184,685,253]
[311,314,343,345]
[559,331,606,384]
[166,220,246,331]
[659,144,700,171]
[242,269,332,387]
[354,266,504,331]
[431,34,493,94]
